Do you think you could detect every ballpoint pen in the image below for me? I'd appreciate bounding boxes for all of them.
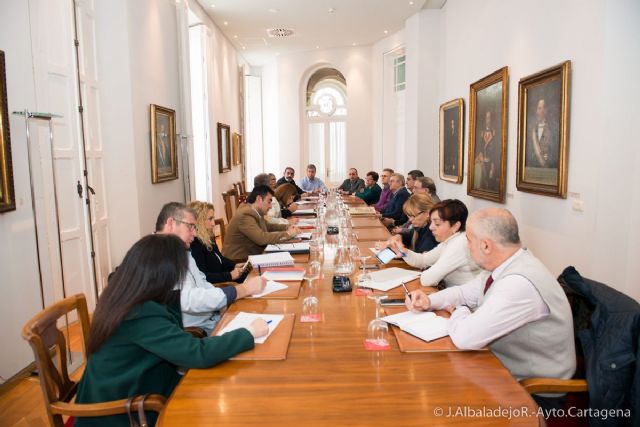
[266,320,273,325]
[401,282,411,300]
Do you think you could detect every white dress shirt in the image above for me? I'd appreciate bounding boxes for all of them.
[403,232,480,287]
[180,254,228,332]
[428,248,550,350]
[266,197,288,225]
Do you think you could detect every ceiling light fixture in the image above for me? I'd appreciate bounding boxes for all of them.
[267,27,295,38]
[233,35,238,39]
[223,21,228,26]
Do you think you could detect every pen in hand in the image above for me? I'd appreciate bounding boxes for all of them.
[401,282,411,301]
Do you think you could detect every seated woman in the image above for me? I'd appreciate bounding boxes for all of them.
[389,199,480,288]
[188,201,246,284]
[75,234,267,427]
[387,193,438,254]
[273,183,299,219]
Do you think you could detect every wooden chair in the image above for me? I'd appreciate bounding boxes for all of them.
[21,294,166,427]
[221,189,239,222]
[233,182,247,204]
[214,218,226,244]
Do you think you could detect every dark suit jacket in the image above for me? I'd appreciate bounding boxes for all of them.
[190,238,246,284]
[276,177,304,195]
[381,187,410,225]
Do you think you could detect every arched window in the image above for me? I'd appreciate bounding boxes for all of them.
[305,68,346,183]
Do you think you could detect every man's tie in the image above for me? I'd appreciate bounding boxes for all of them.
[483,275,494,295]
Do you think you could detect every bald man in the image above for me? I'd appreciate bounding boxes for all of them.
[406,208,575,410]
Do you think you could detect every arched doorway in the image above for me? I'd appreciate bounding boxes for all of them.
[304,67,347,184]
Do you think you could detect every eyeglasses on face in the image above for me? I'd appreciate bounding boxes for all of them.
[174,218,196,231]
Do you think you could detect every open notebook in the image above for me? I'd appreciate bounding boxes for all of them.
[381,311,449,342]
[216,312,284,344]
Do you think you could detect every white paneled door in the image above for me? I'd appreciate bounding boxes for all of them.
[28,0,111,311]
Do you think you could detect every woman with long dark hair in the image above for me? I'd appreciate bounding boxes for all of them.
[188,201,247,283]
[75,234,267,426]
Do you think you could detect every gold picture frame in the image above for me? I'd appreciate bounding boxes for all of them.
[439,98,464,183]
[232,132,242,166]
[516,61,571,198]
[0,50,16,213]
[467,67,509,203]
[217,123,231,173]
[150,104,178,184]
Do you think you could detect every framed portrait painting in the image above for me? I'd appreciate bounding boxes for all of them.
[439,98,464,183]
[0,50,16,213]
[232,132,242,166]
[467,67,509,203]
[150,104,178,184]
[517,61,571,198]
[217,123,231,173]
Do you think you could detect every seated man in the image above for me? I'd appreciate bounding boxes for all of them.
[374,168,394,212]
[338,168,365,195]
[222,185,300,260]
[276,167,305,198]
[405,208,575,410]
[356,171,382,205]
[300,164,327,194]
[380,173,410,227]
[413,176,441,203]
[156,202,265,334]
[406,169,424,194]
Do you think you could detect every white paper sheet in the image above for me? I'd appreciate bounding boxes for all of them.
[261,269,305,281]
[216,312,284,344]
[251,280,289,298]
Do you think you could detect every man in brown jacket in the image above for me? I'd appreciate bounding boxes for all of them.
[222,185,300,260]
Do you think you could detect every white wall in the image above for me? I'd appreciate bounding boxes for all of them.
[0,0,50,381]
[390,0,640,300]
[262,47,373,183]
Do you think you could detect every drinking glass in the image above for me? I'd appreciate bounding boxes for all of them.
[366,294,389,347]
[357,255,372,284]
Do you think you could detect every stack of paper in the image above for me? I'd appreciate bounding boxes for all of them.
[359,267,420,291]
[295,232,312,240]
[264,243,310,254]
[251,280,289,298]
[261,268,305,281]
[216,312,284,344]
[248,252,294,268]
[292,208,315,216]
[348,206,376,215]
[381,311,449,342]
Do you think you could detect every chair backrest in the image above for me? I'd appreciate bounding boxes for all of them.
[222,189,239,222]
[21,294,91,426]
[214,218,226,244]
[233,182,247,204]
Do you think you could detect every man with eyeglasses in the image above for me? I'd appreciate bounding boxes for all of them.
[156,202,266,334]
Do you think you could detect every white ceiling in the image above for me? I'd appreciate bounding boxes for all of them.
[194,0,443,66]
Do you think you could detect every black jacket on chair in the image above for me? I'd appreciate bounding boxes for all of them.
[190,238,245,284]
[558,266,640,426]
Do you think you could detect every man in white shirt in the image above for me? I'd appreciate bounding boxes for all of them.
[405,208,575,410]
[156,202,265,334]
[300,164,327,193]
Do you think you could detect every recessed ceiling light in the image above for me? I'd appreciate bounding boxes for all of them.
[384,30,388,34]
[223,21,228,26]
[268,8,279,13]
[328,7,336,13]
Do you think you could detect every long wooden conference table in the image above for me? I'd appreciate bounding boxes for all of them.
[158,196,540,426]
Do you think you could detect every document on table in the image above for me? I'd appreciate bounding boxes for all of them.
[216,312,284,344]
[261,268,306,281]
[381,311,449,342]
[295,232,312,240]
[251,280,288,298]
[264,243,310,253]
[248,252,294,268]
[359,267,421,291]
[292,208,315,215]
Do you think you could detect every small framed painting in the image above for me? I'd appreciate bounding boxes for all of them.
[150,104,178,183]
[439,98,464,183]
